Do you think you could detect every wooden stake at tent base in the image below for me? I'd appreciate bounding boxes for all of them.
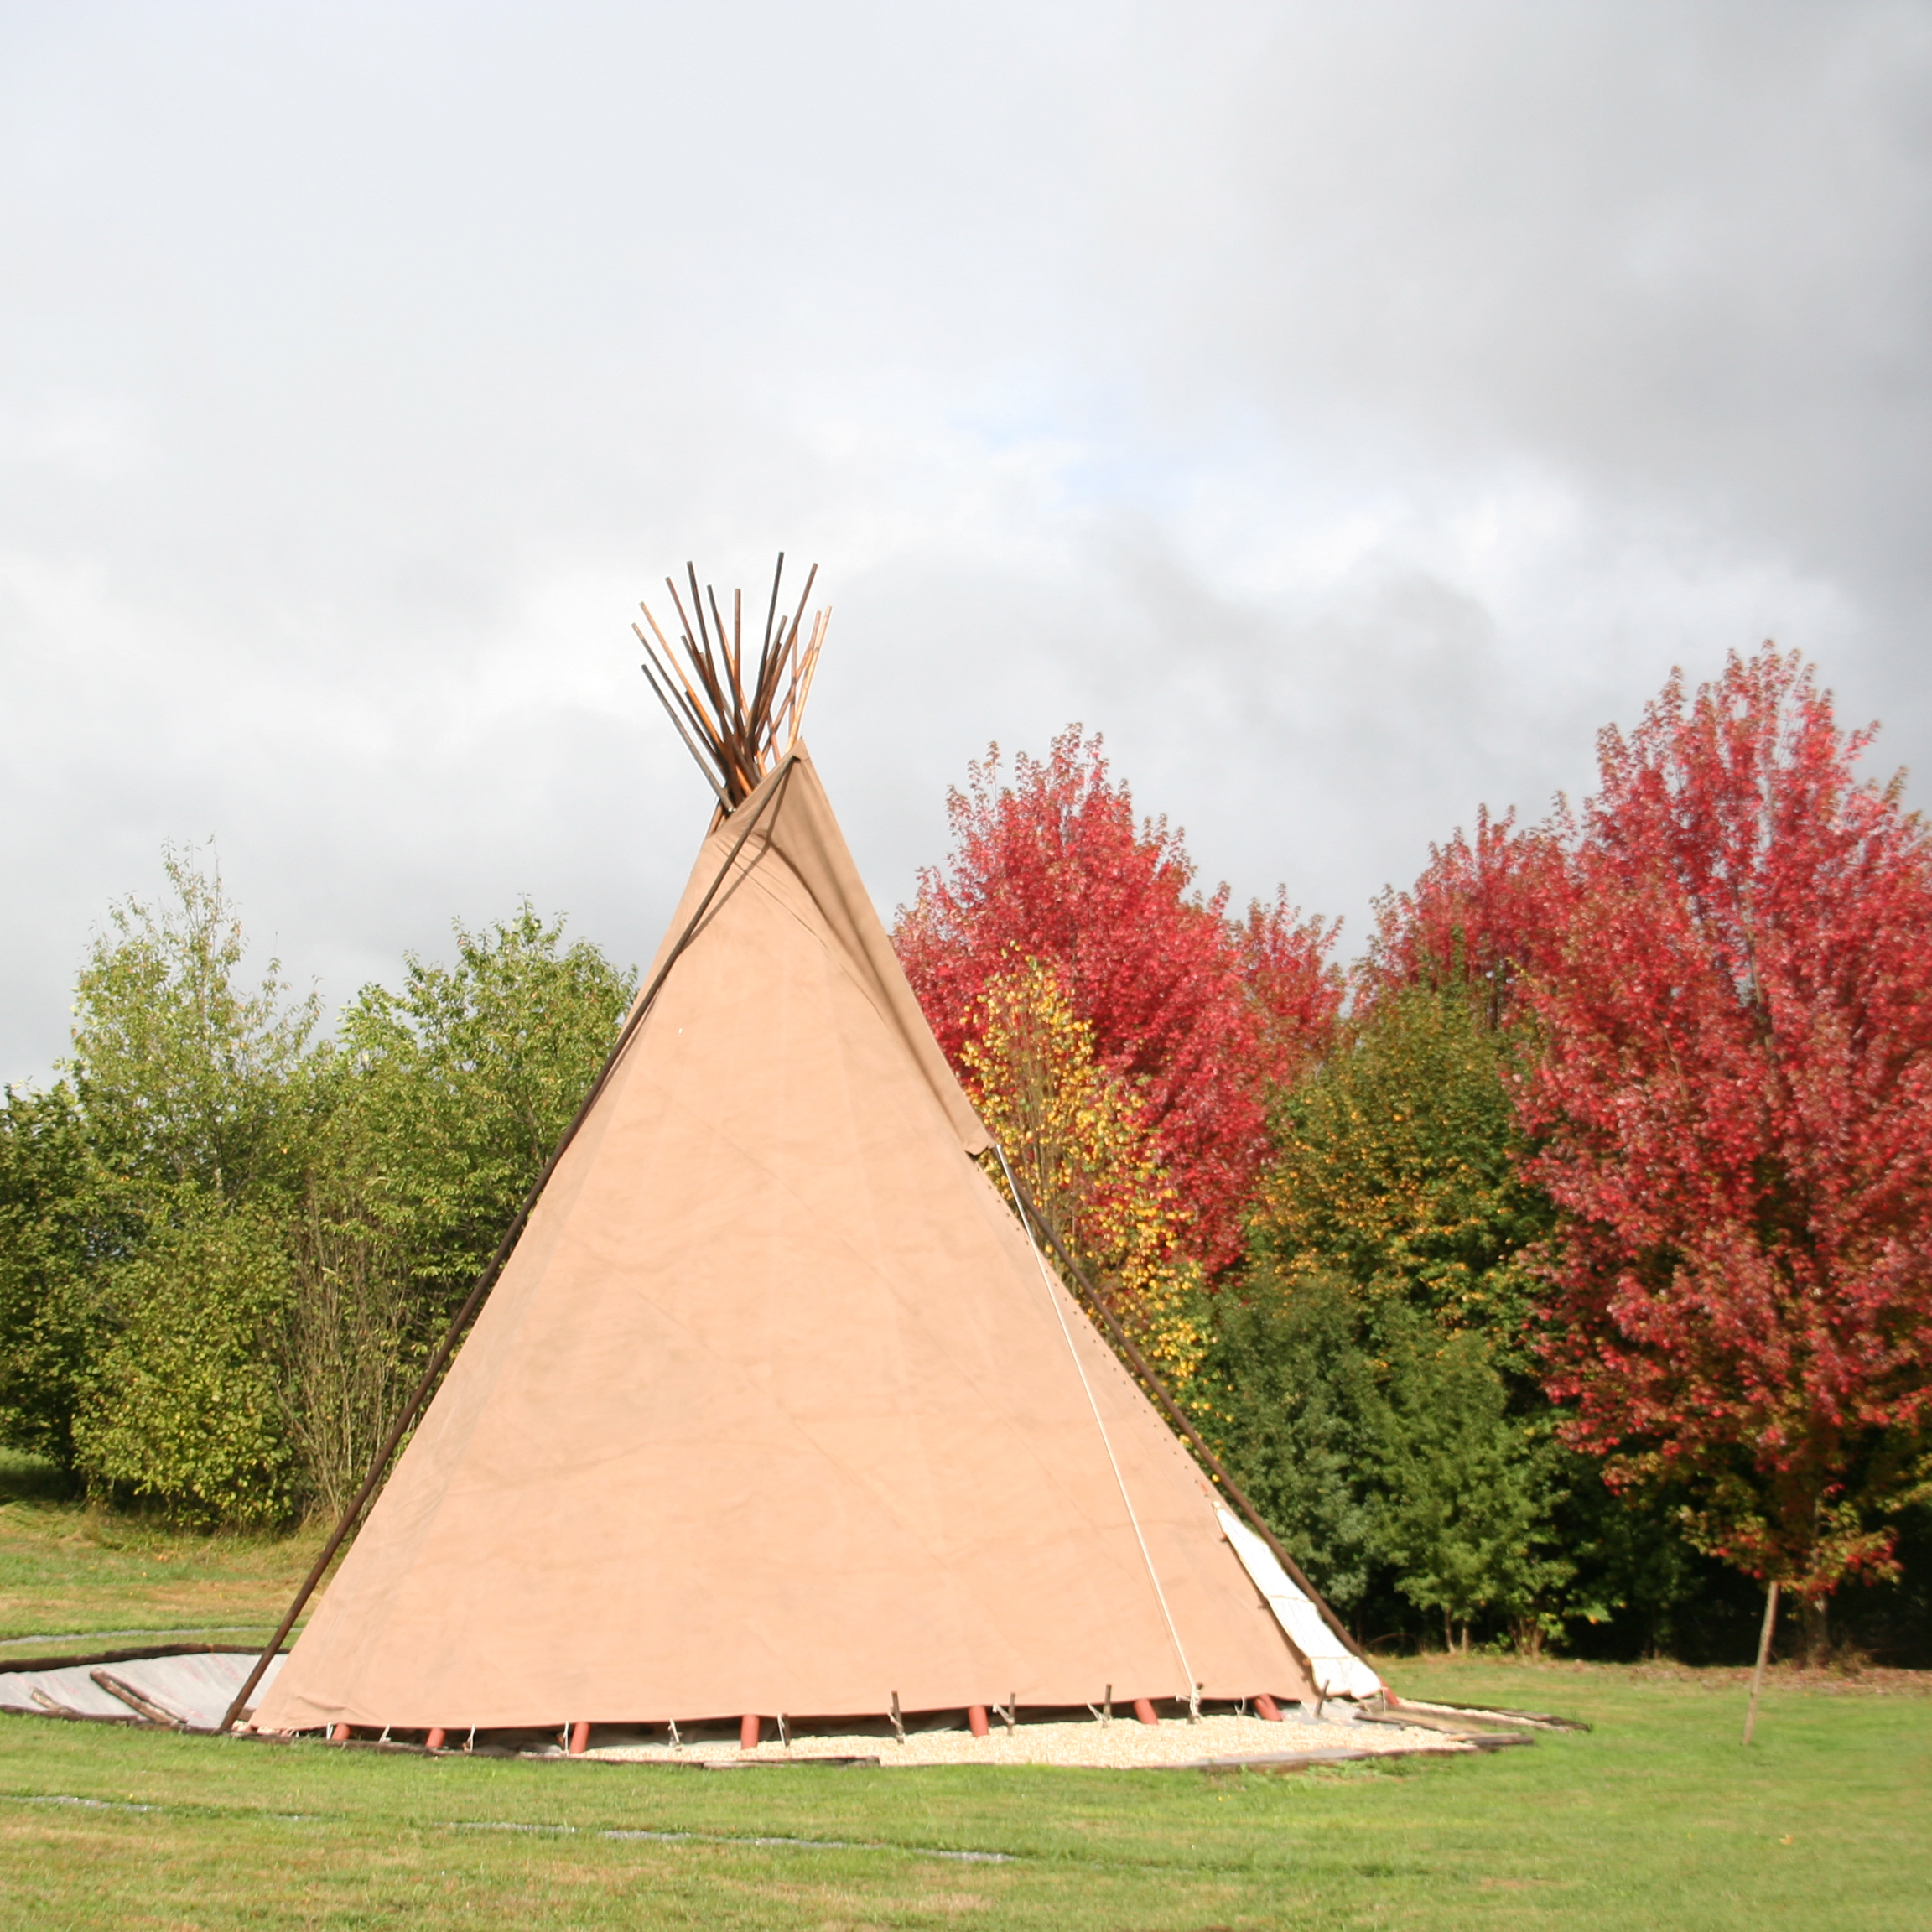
[569,1722,591,1756]
[1743,1581,1779,1747]
[740,1714,761,1750]
[968,1704,989,1738]
[1132,1698,1159,1727]
[1254,1695,1283,1723]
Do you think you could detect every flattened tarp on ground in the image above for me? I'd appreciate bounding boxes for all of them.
[1,1650,286,1727]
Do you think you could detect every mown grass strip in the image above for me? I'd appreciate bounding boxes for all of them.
[6,1791,1019,1863]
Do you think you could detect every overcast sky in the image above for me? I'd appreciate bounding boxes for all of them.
[4,2,1929,1082]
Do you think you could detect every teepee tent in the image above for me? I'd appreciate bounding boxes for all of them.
[236,560,1375,1744]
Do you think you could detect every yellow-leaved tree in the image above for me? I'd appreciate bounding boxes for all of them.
[959,957,1206,1389]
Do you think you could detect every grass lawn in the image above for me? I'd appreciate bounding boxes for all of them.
[1,1459,1926,1927]
[0,1454,325,1654]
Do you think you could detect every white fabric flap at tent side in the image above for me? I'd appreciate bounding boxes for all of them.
[1218,1509,1383,1702]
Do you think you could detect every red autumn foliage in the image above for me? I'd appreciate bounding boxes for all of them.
[894,727,1341,1275]
[1360,805,1566,1023]
[1236,888,1349,1094]
[1521,647,1932,1597]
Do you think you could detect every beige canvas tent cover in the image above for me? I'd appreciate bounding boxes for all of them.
[256,750,1328,1735]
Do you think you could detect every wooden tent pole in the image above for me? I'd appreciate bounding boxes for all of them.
[636,657,730,810]
[636,605,726,762]
[1000,1169,1369,1666]
[749,553,787,736]
[219,760,801,1737]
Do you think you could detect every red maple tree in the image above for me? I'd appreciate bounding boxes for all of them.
[1522,647,1932,1617]
[1360,805,1565,1024]
[894,728,1341,1275]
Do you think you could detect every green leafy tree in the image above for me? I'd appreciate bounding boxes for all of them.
[1195,1270,1383,1617]
[272,1169,416,1521]
[70,844,320,1207]
[56,845,320,1519]
[3,858,633,1525]
[1254,986,1550,1363]
[273,905,633,1512]
[72,1192,294,1525]
[0,1083,117,1471]
[336,904,636,1327]
[1374,1318,1571,1651]
[1200,1268,1570,1646]
[1231,985,1578,1644]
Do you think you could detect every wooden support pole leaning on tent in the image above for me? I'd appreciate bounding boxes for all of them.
[1743,1581,1779,1747]
[217,760,803,1738]
[1000,1167,1367,1671]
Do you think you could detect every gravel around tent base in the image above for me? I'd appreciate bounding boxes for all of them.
[573,1708,1467,1769]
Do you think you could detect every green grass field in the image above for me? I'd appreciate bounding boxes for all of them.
[0,1455,325,1654]
[3,1456,1927,1929]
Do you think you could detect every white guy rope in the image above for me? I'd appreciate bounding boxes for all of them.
[995,1143,1197,1709]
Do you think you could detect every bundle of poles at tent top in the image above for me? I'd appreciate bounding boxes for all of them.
[634,554,829,807]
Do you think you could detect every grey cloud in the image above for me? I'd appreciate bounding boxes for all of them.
[3,1,1927,1079]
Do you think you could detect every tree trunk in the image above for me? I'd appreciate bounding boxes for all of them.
[1800,1593,1830,1670]
[1742,1581,1779,1746]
